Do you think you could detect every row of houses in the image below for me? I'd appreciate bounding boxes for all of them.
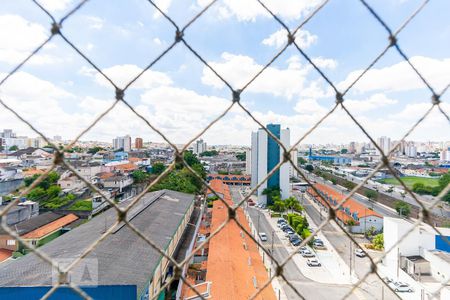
[306,183,383,234]
[181,179,276,300]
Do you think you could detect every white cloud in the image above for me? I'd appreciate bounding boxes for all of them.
[153,38,162,45]
[339,56,450,93]
[344,93,398,113]
[0,15,58,65]
[153,0,173,19]
[89,64,173,89]
[85,16,104,30]
[262,29,317,49]
[38,0,73,12]
[198,0,322,22]
[201,53,310,99]
[311,57,337,70]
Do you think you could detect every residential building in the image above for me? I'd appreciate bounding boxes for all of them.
[102,175,133,192]
[307,183,383,233]
[376,136,391,156]
[244,148,251,175]
[112,135,131,152]
[0,190,196,300]
[181,180,276,300]
[440,147,450,161]
[289,149,298,178]
[135,137,143,149]
[251,124,290,205]
[0,201,39,226]
[383,217,450,298]
[0,212,78,261]
[27,137,45,148]
[193,139,207,155]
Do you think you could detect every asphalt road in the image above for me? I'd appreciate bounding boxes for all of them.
[230,187,370,300]
[300,192,398,300]
[306,173,399,218]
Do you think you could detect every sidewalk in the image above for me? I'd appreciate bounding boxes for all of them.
[244,208,288,300]
[262,208,357,285]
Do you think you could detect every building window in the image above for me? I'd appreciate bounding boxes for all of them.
[6,240,15,246]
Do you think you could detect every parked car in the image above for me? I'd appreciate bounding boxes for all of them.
[300,249,315,258]
[313,239,324,247]
[388,282,413,293]
[291,238,301,246]
[259,232,268,242]
[289,234,300,242]
[307,258,321,267]
[383,277,394,284]
[299,246,308,252]
[281,225,292,232]
[277,218,287,224]
[355,249,366,257]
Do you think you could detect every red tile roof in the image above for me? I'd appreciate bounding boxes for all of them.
[308,183,382,224]
[21,213,79,239]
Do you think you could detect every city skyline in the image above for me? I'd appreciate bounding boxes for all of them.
[0,1,449,145]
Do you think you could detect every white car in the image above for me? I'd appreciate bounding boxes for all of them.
[355,249,366,257]
[307,258,321,267]
[259,232,268,242]
[388,282,413,293]
[300,249,315,258]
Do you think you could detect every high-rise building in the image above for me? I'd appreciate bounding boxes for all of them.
[113,135,131,152]
[1,129,14,138]
[348,142,356,154]
[135,137,143,149]
[244,148,251,175]
[376,136,391,156]
[193,139,207,155]
[251,124,290,205]
[289,149,298,179]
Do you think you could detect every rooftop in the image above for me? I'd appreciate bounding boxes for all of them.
[0,190,195,295]
[21,213,78,239]
[205,180,276,300]
[0,212,67,236]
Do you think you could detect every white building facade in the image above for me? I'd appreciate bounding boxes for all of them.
[251,124,290,205]
[113,135,131,152]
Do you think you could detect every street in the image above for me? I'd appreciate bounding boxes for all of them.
[230,187,377,300]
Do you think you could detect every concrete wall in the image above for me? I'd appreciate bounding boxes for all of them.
[256,130,267,205]
[424,250,450,283]
[384,218,435,274]
[279,128,290,200]
[145,200,195,300]
[351,216,383,233]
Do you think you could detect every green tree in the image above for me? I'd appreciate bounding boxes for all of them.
[372,233,384,250]
[200,150,219,157]
[394,200,411,217]
[132,170,149,183]
[46,185,61,199]
[235,152,246,161]
[8,145,18,151]
[298,157,307,165]
[151,163,166,175]
[270,198,286,213]
[305,164,314,172]
[285,196,302,213]
[24,171,60,190]
[27,187,46,200]
[365,190,378,201]
[262,186,281,203]
[87,146,104,154]
[340,148,348,154]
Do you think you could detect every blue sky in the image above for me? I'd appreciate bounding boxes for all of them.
[0,0,449,146]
